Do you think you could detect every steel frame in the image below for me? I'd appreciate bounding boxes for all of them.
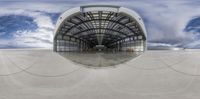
[54,8,146,52]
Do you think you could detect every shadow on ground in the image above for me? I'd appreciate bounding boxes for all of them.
[58,51,143,68]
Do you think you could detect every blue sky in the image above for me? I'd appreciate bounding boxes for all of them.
[0,0,200,48]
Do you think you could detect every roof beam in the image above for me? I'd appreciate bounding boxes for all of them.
[72,28,128,36]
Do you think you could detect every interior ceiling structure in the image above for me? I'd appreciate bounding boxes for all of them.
[54,5,147,51]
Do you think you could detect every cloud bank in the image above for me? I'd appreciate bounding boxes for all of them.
[0,0,199,48]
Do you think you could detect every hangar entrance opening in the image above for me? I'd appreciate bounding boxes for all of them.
[53,5,147,67]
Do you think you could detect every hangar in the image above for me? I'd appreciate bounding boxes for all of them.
[53,5,147,52]
[1,5,200,99]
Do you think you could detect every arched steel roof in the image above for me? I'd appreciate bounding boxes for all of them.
[54,5,147,48]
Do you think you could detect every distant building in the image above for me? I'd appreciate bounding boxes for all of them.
[148,46,184,50]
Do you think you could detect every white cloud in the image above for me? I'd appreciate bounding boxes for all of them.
[148,42,174,47]
[0,39,13,48]
[0,2,69,13]
[13,29,53,48]
[0,9,55,48]
[0,32,6,36]
[33,16,54,29]
[13,12,54,48]
[0,0,200,48]
[183,39,200,48]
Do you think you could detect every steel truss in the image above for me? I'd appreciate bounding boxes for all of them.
[54,10,146,52]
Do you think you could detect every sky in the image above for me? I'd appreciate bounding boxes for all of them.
[0,0,200,49]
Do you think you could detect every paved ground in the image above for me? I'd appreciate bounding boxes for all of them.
[58,51,142,67]
[0,49,200,99]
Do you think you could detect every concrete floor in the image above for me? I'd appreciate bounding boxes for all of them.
[58,51,142,67]
[0,49,200,99]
